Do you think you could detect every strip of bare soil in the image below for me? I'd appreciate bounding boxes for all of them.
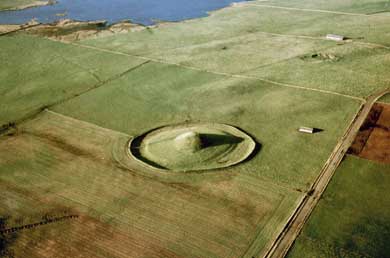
[348,103,390,164]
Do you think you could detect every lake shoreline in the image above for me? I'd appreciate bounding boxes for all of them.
[0,0,250,26]
[0,1,248,40]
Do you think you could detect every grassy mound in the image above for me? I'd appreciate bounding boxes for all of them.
[174,131,203,152]
[129,123,256,172]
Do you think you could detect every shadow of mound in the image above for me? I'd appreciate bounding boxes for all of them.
[200,134,244,148]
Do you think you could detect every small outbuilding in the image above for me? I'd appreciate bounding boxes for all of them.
[298,127,315,134]
[326,34,345,41]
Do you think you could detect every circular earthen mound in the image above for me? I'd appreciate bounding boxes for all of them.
[174,131,202,152]
[129,123,256,172]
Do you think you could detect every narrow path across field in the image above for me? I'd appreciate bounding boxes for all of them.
[265,88,390,258]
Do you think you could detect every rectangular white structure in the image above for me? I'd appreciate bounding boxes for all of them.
[298,127,315,134]
[326,34,344,41]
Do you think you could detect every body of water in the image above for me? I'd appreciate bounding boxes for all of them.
[0,0,248,25]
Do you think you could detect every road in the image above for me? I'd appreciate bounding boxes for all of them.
[264,88,390,258]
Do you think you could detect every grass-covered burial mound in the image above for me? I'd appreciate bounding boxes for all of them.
[129,123,256,172]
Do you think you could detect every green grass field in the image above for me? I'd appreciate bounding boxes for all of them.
[1,0,390,257]
[80,0,390,97]
[0,110,303,257]
[287,156,390,258]
[0,35,145,125]
[51,61,361,189]
[0,46,362,255]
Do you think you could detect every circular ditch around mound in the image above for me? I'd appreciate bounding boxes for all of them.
[129,123,256,172]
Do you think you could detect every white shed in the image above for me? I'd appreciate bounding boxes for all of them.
[298,127,315,134]
[326,34,345,41]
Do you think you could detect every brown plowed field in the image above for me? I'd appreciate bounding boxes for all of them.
[348,103,390,164]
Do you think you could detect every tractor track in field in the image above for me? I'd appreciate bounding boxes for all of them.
[264,88,390,258]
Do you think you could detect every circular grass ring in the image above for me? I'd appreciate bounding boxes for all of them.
[129,123,256,172]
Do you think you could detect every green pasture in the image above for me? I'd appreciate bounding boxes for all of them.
[0,110,300,258]
[0,35,145,125]
[0,34,362,257]
[244,43,390,97]
[287,156,390,258]
[1,0,389,257]
[80,4,390,97]
[52,61,361,189]
[145,34,335,75]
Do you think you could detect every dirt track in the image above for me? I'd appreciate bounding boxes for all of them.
[264,88,390,258]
